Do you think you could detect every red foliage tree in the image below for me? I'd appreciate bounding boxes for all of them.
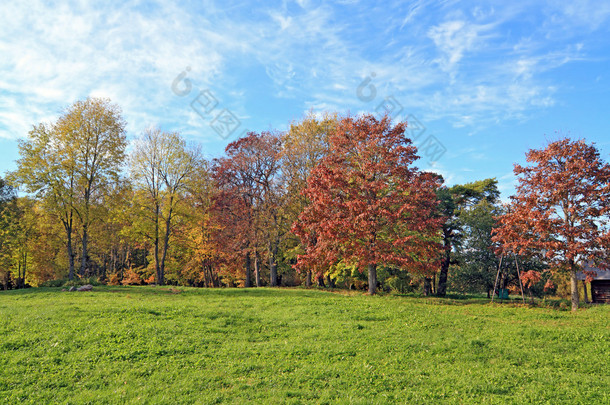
[293,115,444,294]
[212,132,283,287]
[493,138,610,310]
[209,188,254,286]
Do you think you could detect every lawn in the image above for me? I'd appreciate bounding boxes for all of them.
[0,287,608,404]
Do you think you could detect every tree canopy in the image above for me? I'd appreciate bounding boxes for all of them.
[493,138,610,310]
[293,115,443,294]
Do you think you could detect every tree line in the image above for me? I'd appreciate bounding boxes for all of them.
[1,98,609,310]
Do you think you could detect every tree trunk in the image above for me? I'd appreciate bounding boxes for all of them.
[269,241,278,287]
[305,270,312,288]
[423,277,433,296]
[582,280,589,304]
[160,213,172,286]
[112,248,117,274]
[570,266,579,311]
[67,230,75,280]
[437,252,449,296]
[154,203,161,285]
[437,227,451,296]
[80,224,88,277]
[254,251,261,287]
[17,261,23,289]
[367,263,377,295]
[245,253,252,287]
[20,252,27,288]
[327,275,336,289]
[316,273,325,287]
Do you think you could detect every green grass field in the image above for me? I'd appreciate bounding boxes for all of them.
[1,287,609,404]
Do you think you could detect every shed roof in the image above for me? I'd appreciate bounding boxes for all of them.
[575,262,610,281]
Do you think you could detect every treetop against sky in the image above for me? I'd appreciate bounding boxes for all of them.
[1,0,609,199]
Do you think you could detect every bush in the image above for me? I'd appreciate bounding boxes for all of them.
[64,277,105,287]
[39,277,105,288]
[121,269,144,285]
[377,267,415,294]
[39,279,69,288]
[108,273,121,286]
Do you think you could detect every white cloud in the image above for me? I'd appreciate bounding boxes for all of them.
[427,19,496,75]
[0,0,606,151]
[0,0,236,141]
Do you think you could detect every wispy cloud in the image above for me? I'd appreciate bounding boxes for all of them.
[0,0,608,171]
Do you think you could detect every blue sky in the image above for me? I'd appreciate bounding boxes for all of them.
[1,0,609,198]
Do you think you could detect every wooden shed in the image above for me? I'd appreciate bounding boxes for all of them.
[576,264,610,304]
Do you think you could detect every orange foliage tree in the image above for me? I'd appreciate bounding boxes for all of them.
[293,115,444,294]
[493,138,610,310]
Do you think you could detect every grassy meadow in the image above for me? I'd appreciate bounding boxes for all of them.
[1,286,609,404]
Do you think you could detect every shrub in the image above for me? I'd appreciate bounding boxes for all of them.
[121,269,143,285]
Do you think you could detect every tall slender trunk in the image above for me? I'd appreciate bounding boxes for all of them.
[17,261,22,289]
[245,253,252,287]
[305,270,312,288]
[209,259,219,287]
[80,182,93,278]
[566,212,579,311]
[67,228,75,280]
[154,202,161,285]
[112,248,117,274]
[80,224,88,277]
[316,273,325,288]
[160,210,172,286]
[269,241,278,287]
[254,251,261,287]
[423,277,433,296]
[570,260,579,311]
[581,280,589,303]
[20,252,27,288]
[368,263,377,295]
[159,196,175,286]
[437,228,451,296]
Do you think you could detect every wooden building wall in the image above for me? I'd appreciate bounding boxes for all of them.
[591,280,610,303]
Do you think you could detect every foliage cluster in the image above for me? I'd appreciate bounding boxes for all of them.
[2,98,609,309]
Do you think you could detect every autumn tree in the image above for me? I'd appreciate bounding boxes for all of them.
[130,127,200,285]
[493,138,610,310]
[210,184,255,286]
[177,159,221,287]
[87,179,134,281]
[12,123,78,279]
[293,115,444,295]
[282,112,336,286]
[212,132,283,287]
[7,198,39,288]
[56,98,127,276]
[0,177,17,288]
[11,98,126,279]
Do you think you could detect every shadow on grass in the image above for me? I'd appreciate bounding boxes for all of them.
[0,285,579,310]
[0,285,330,299]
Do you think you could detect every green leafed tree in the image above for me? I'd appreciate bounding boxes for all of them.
[450,198,502,296]
[435,178,500,296]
